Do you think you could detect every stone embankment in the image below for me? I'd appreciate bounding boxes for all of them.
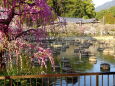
[94,36,115,41]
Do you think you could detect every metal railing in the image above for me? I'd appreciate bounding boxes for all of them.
[0,72,115,86]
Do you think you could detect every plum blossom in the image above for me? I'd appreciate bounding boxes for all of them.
[0,0,56,72]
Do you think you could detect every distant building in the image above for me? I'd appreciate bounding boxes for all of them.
[59,17,99,24]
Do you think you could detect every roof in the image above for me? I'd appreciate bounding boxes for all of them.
[59,17,98,23]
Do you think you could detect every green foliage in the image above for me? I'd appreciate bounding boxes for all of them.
[47,0,96,18]
[96,6,115,24]
[104,13,115,24]
[25,0,34,4]
[83,0,96,18]
[73,0,85,18]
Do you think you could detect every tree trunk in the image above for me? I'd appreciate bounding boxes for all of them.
[0,8,15,70]
[0,50,6,70]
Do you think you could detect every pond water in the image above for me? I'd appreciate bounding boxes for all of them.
[0,37,115,86]
[66,47,114,72]
[53,39,115,73]
[50,37,115,86]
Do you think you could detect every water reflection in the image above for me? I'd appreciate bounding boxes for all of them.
[52,38,115,86]
[53,37,115,73]
[65,76,78,85]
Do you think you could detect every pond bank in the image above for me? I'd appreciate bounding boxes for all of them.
[93,36,115,41]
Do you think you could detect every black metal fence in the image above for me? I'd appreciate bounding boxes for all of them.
[0,72,115,86]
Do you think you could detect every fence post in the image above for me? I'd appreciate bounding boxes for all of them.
[4,79,6,86]
[96,75,99,86]
[10,79,13,86]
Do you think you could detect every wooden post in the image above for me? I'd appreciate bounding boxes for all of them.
[96,75,99,86]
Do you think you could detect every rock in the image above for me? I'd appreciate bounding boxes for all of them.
[100,63,110,72]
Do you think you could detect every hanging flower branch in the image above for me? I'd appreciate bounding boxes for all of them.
[0,0,56,72]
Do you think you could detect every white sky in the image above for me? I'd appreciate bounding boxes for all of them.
[93,0,113,7]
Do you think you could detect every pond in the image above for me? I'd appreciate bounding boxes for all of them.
[51,36,115,73]
[2,36,114,75]
[50,37,115,86]
[54,45,115,73]
[0,36,115,86]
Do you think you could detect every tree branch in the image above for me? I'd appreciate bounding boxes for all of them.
[15,29,38,40]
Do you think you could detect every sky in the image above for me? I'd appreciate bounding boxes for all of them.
[93,0,113,7]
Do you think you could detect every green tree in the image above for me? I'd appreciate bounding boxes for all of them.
[48,0,96,18]
[96,6,115,24]
[73,0,85,18]
[104,13,115,24]
[83,0,96,18]
[109,6,115,17]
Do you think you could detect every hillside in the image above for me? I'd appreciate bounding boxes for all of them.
[95,0,115,12]
[96,6,115,24]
